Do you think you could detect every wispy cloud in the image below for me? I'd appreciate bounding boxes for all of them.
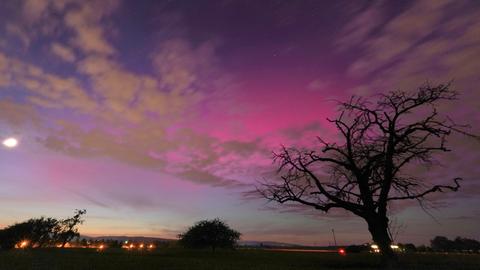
[51,43,76,62]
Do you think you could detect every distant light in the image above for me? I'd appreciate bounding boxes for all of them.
[2,137,18,148]
[20,240,28,248]
[371,244,380,253]
[148,244,154,249]
[139,244,144,248]
[338,248,346,255]
[99,244,104,250]
[130,244,134,248]
[369,244,399,253]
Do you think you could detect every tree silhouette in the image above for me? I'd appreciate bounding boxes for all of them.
[430,236,453,252]
[178,218,241,252]
[0,209,86,249]
[258,83,477,266]
[57,209,86,247]
[30,217,61,248]
[0,217,60,249]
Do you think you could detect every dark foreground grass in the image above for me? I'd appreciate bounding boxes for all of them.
[0,248,478,270]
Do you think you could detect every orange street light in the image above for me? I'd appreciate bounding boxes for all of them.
[19,240,28,248]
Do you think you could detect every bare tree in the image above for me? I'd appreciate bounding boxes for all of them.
[258,83,477,266]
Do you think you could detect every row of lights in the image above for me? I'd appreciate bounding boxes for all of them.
[337,244,401,255]
[15,240,154,251]
[122,241,155,250]
[370,244,400,253]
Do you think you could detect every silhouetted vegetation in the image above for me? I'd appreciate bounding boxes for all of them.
[0,217,58,249]
[258,83,478,266]
[0,209,86,250]
[178,218,240,252]
[57,209,86,248]
[431,236,480,252]
[400,243,417,253]
[345,244,371,253]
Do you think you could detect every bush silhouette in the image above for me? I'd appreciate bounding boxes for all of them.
[178,218,240,251]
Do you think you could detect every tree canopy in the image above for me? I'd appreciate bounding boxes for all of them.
[178,218,241,251]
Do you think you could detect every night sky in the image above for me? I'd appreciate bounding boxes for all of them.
[0,0,479,245]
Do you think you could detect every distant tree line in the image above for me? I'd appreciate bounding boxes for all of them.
[75,238,124,248]
[0,209,86,250]
[430,236,480,252]
[344,236,479,254]
[73,238,174,249]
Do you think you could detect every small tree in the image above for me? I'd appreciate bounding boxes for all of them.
[258,83,477,266]
[57,209,86,247]
[431,236,454,251]
[178,218,241,252]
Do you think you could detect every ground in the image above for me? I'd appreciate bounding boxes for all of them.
[0,248,478,270]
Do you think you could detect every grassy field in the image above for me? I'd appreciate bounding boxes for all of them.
[0,248,478,270]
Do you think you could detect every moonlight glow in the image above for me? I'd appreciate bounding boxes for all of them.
[2,137,18,148]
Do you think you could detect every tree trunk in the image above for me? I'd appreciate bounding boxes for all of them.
[366,216,398,268]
